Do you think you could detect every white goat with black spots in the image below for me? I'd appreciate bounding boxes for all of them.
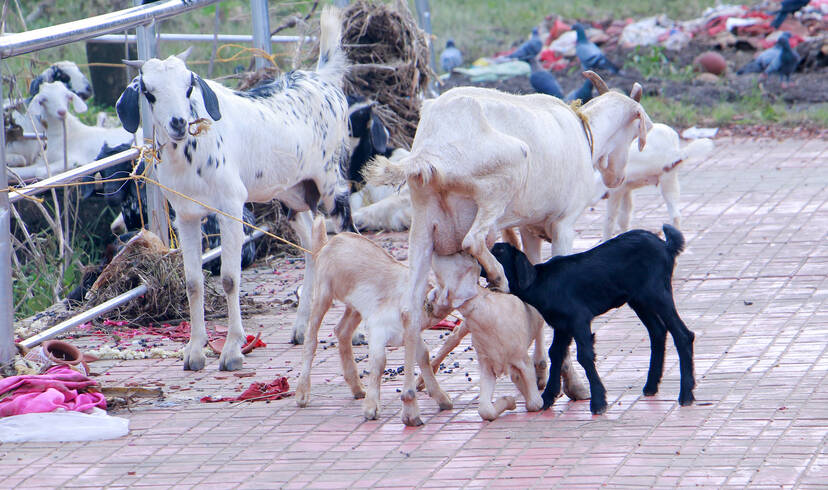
[115,7,353,371]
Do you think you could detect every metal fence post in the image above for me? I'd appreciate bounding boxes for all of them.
[251,0,272,71]
[0,74,15,368]
[413,0,438,96]
[134,0,170,246]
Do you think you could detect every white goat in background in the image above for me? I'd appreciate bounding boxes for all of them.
[116,6,353,371]
[8,82,136,182]
[601,123,714,240]
[368,72,652,426]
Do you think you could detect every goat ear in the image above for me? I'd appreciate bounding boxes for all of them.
[194,75,221,121]
[70,92,88,113]
[176,47,194,62]
[116,77,142,133]
[630,82,642,102]
[637,109,648,152]
[369,114,388,155]
[29,75,44,98]
[514,252,537,291]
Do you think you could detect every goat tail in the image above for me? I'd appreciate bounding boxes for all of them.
[663,224,685,258]
[316,6,349,87]
[680,137,714,162]
[311,215,328,255]
[364,153,437,187]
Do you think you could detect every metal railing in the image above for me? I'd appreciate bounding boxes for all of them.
[0,0,276,366]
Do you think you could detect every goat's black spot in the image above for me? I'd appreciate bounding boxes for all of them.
[184,144,192,164]
[188,139,197,151]
[52,67,70,85]
[197,167,202,176]
[172,142,177,150]
[320,51,329,65]
[206,155,214,167]
[255,170,263,179]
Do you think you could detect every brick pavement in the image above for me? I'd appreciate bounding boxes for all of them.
[0,137,826,488]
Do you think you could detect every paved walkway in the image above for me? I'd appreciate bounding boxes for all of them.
[1,137,826,488]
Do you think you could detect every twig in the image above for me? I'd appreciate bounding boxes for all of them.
[270,1,319,36]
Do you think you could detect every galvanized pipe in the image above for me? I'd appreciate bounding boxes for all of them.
[92,33,307,44]
[0,74,15,366]
[18,228,267,349]
[9,148,140,204]
[250,0,273,70]
[0,0,222,59]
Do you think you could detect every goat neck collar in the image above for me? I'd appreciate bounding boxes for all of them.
[568,99,593,158]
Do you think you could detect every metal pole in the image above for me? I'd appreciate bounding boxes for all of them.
[92,33,309,44]
[414,0,439,96]
[0,72,16,368]
[134,0,169,247]
[250,0,272,70]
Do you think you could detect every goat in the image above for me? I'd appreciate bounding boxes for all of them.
[6,61,94,170]
[366,71,652,425]
[489,224,696,415]
[115,7,353,371]
[9,82,136,182]
[426,253,589,420]
[601,123,714,240]
[296,217,452,420]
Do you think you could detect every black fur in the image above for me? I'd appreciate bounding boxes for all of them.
[193,74,221,121]
[116,77,142,134]
[488,224,695,415]
[345,98,393,188]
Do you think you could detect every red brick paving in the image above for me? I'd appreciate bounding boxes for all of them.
[1,137,827,488]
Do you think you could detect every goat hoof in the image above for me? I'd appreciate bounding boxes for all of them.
[183,349,206,371]
[402,415,424,427]
[363,402,379,420]
[643,385,658,397]
[590,399,608,415]
[526,395,544,412]
[219,355,244,371]
[541,393,557,410]
[437,398,453,411]
[564,384,590,401]
[291,330,305,345]
[296,387,311,408]
[504,396,517,411]
[351,332,367,346]
[353,389,366,400]
[678,392,695,406]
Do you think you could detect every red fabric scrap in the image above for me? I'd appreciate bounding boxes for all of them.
[200,377,292,403]
[430,318,462,331]
[706,16,730,36]
[0,365,106,417]
[539,49,569,71]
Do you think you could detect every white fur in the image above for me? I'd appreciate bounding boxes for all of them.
[9,82,135,181]
[601,123,714,240]
[367,80,652,426]
[127,7,350,371]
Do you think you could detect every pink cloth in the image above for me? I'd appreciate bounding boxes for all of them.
[0,365,106,417]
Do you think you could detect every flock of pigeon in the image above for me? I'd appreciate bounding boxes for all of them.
[439,0,809,98]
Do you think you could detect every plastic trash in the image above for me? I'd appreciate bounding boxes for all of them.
[682,127,719,139]
[0,408,129,442]
[620,16,672,47]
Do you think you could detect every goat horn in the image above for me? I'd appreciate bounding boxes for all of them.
[630,83,643,102]
[176,46,194,62]
[582,71,608,94]
[122,59,146,70]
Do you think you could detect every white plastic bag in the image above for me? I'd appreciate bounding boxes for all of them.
[0,408,129,442]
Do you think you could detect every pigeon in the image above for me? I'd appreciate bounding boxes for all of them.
[528,57,563,98]
[764,33,801,84]
[506,27,542,62]
[770,0,810,29]
[440,39,463,73]
[565,79,594,103]
[573,23,621,75]
[736,32,791,74]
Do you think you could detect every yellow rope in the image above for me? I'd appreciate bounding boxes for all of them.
[1,164,310,255]
[569,99,594,158]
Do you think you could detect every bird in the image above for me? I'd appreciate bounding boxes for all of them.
[736,32,791,74]
[440,39,463,73]
[572,23,621,75]
[506,27,542,62]
[764,33,801,85]
[770,0,810,29]
[565,79,594,103]
[528,57,563,98]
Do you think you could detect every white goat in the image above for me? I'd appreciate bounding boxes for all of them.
[5,61,93,169]
[9,82,136,181]
[115,7,352,371]
[601,123,714,240]
[367,72,652,426]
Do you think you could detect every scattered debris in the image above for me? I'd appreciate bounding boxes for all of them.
[200,377,292,403]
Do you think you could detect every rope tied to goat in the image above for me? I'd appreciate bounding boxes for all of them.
[568,99,594,158]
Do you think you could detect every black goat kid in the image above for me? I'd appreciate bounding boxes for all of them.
[489,224,695,415]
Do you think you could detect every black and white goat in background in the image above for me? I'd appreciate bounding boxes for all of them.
[116,6,353,371]
[29,61,93,101]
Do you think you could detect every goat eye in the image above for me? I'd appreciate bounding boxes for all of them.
[186,85,193,98]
